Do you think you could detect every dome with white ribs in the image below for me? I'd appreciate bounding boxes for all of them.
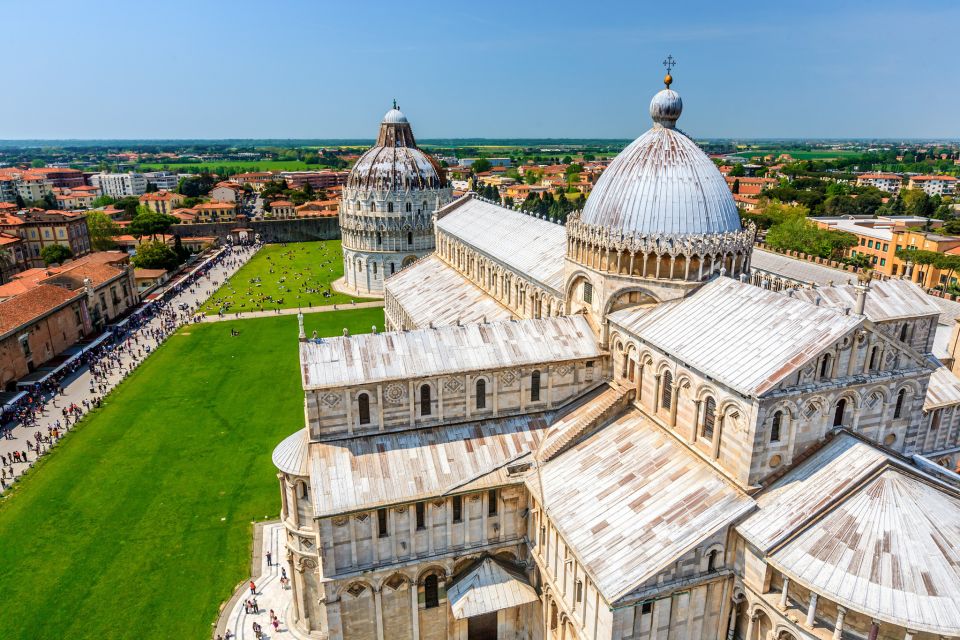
[346,104,447,192]
[578,85,741,239]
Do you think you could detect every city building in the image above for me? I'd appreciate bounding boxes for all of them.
[856,172,902,193]
[0,210,92,267]
[89,172,148,197]
[192,200,236,223]
[267,200,296,219]
[338,103,454,295]
[0,168,55,203]
[138,191,185,214]
[142,171,180,191]
[31,167,86,189]
[0,233,28,283]
[281,170,350,191]
[0,251,137,331]
[0,284,92,390]
[54,188,99,211]
[209,181,246,203]
[273,76,960,640]
[908,174,957,197]
[232,172,278,191]
[812,215,960,285]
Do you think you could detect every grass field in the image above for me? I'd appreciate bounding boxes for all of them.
[135,159,349,173]
[733,149,863,160]
[200,240,374,315]
[0,308,383,640]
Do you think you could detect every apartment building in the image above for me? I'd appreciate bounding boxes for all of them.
[193,200,236,222]
[0,210,92,267]
[89,172,148,197]
[139,191,185,214]
[142,171,180,191]
[909,174,957,197]
[856,172,902,193]
[280,170,350,191]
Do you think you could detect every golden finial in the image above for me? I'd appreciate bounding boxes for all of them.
[662,54,676,88]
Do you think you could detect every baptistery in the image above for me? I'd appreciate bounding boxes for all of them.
[339,103,453,295]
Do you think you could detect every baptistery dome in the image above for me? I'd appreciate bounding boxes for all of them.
[346,105,447,192]
[578,84,741,238]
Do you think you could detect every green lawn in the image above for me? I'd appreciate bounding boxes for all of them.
[135,159,348,173]
[733,149,864,160]
[0,308,383,640]
[200,240,375,315]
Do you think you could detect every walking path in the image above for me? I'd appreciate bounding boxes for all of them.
[200,300,384,323]
[218,522,302,640]
[0,244,260,493]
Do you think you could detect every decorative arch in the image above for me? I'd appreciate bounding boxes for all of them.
[416,564,448,585]
[602,285,660,316]
[337,579,375,597]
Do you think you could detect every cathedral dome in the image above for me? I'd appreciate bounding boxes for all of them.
[578,84,741,239]
[346,103,447,192]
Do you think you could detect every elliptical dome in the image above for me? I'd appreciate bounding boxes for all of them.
[579,83,741,239]
[346,103,446,191]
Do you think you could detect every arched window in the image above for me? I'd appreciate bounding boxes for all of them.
[405,202,412,212]
[833,398,847,427]
[900,323,909,342]
[390,263,395,274]
[661,371,673,410]
[869,346,879,370]
[376,232,382,246]
[702,397,716,439]
[419,385,432,416]
[582,281,593,304]
[373,262,378,276]
[707,549,720,572]
[358,393,370,425]
[299,481,309,499]
[894,388,906,419]
[407,232,413,246]
[387,202,393,213]
[820,353,832,378]
[771,411,783,442]
[530,370,541,402]
[424,575,439,609]
[476,379,486,409]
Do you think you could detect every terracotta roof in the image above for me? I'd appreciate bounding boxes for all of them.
[0,284,83,336]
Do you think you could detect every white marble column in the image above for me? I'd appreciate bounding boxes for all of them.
[806,592,818,627]
[833,606,846,640]
[373,586,385,640]
[778,577,790,610]
[410,583,420,640]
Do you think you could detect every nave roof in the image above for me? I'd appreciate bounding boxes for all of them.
[299,315,601,390]
[434,195,567,294]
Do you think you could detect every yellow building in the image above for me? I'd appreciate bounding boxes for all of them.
[139,191,186,214]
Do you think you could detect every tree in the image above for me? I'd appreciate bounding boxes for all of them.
[177,174,217,198]
[91,195,116,208]
[40,244,73,266]
[131,241,180,271]
[728,163,745,177]
[30,159,45,168]
[764,208,857,260]
[471,158,492,173]
[144,181,159,193]
[129,209,178,241]
[114,196,141,218]
[86,211,121,250]
[731,179,740,195]
[902,188,934,217]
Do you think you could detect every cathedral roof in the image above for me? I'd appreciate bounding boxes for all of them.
[272,427,309,476]
[346,104,447,191]
[434,195,567,294]
[299,315,600,390]
[608,277,863,397]
[741,433,960,635]
[308,414,551,516]
[791,278,940,322]
[528,409,753,603]
[578,81,741,239]
[384,254,515,328]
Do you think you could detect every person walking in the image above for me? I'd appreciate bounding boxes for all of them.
[249,580,256,595]
[266,550,272,567]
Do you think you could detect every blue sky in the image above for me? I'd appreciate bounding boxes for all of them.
[2,0,957,139]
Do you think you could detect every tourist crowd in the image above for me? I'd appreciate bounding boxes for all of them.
[0,241,260,491]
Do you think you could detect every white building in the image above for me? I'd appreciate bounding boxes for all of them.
[143,171,180,191]
[856,172,902,193]
[909,175,957,197]
[89,172,147,197]
[339,103,453,295]
[273,72,960,640]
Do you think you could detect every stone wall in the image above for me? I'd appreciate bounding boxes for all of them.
[172,217,340,243]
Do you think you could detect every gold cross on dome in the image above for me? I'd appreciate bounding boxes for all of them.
[662,55,676,74]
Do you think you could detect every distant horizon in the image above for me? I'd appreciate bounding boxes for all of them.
[2,1,958,139]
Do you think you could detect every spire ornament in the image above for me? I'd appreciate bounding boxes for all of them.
[662,54,676,88]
